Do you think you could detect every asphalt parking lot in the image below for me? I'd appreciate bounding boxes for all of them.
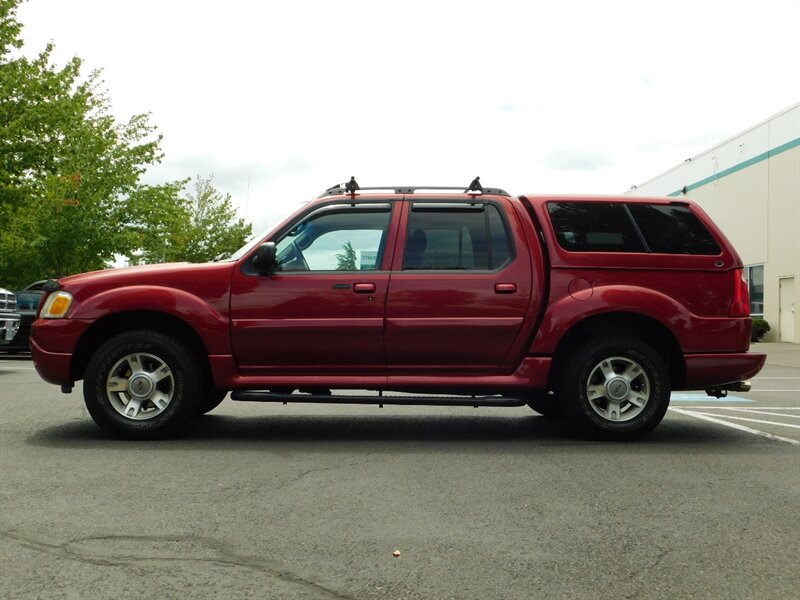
[1,343,798,600]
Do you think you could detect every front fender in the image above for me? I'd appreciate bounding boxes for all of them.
[68,285,231,354]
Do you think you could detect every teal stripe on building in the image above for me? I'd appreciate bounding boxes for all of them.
[669,137,800,197]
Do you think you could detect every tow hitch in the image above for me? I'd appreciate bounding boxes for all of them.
[705,380,752,398]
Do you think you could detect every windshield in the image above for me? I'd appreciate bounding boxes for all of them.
[225,202,308,261]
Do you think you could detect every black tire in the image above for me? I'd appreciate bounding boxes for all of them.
[523,392,564,418]
[559,337,670,440]
[83,330,201,439]
[194,389,227,416]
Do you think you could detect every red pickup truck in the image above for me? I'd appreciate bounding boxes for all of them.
[30,182,766,440]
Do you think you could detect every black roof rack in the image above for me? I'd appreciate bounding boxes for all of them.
[319,184,510,198]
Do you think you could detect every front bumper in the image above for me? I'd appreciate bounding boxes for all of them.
[682,352,767,390]
[30,336,74,385]
[30,318,91,385]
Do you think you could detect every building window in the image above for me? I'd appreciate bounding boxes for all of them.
[744,265,764,317]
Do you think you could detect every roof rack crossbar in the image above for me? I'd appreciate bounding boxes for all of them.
[318,185,509,198]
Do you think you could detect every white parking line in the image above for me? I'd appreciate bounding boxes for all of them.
[687,411,800,430]
[669,407,800,445]
[704,407,800,418]
[684,407,800,410]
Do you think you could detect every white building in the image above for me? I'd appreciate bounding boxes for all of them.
[628,103,800,342]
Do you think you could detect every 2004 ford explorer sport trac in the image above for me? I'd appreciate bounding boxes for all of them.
[30,180,766,440]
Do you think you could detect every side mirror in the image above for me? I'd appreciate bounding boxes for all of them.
[252,242,277,274]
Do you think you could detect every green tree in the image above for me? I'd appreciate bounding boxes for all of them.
[0,1,252,286]
[121,176,251,265]
[182,175,252,263]
[121,180,192,265]
[0,0,163,286]
[335,240,357,271]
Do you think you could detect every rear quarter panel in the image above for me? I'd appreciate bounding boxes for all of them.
[529,276,750,354]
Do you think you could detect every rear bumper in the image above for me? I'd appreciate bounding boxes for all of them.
[681,352,766,390]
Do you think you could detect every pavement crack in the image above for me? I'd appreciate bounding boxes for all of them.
[1,530,115,566]
[1,530,357,600]
[273,459,370,491]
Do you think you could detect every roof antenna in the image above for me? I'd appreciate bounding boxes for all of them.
[465,176,482,193]
[345,176,360,195]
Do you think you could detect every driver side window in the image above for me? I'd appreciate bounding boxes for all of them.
[275,207,391,272]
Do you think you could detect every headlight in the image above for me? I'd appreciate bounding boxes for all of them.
[40,291,74,319]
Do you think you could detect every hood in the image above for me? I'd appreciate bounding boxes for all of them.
[57,261,235,300]
[59,262,192,286]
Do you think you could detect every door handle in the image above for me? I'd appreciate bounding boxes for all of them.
[495,283,516,294]
[353,283,376,294]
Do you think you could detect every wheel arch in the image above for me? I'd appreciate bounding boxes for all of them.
[71,310,213,384]
[547,311,685,392]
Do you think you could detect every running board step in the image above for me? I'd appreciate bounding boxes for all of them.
[230,391,526,408]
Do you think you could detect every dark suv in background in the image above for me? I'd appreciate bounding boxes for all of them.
[4,289,43,353]
[0,286,20,348]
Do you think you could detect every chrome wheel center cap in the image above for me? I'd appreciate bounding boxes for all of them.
[128,374,155,399]
[606,377,630,401]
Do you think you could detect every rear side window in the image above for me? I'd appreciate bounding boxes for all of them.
[547,203,645,252]
[403,203,512,270]
[548,202,721,255]
[627,204,721,255]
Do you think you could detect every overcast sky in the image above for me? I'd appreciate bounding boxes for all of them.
[16,0,800,233]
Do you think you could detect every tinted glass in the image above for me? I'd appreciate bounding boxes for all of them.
[487,204,512,269]
[547,202,646,252]
[404,208,489,270]
[16,292,42,310]
[627,204,721,255]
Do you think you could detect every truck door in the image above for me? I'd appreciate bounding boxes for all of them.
[384,199,534,373]
[230,202,398,373]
